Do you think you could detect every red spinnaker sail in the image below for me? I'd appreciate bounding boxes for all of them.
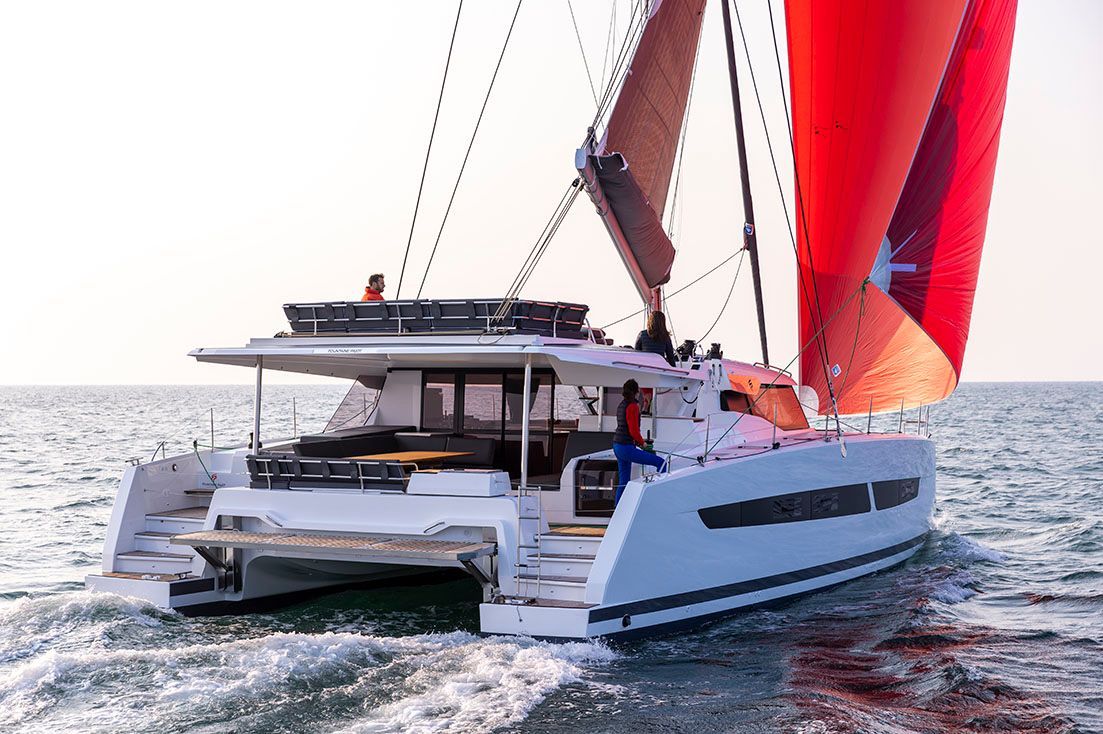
[789,0,1017,414]
[579,0,705,301]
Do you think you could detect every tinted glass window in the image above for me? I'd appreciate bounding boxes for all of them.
[720,391,752,413]
[872,477,921,509]
[422,374,457,431]
[750,385,809,430]
[463,373,503,432]
[574,458,617,517]
[325,376,385,432]
[719,385,809,430]
[505,373,552,431]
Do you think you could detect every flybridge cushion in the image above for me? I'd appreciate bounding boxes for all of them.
[282,298,589,338]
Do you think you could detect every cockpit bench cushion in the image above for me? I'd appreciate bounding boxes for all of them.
[441,436,497,468]
[247,454,408,490]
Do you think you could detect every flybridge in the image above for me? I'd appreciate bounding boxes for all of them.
[282,298,591,339]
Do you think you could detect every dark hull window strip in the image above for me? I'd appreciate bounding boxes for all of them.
[698,482,870,529]
[872,477,921,510]
[588,533,927,623]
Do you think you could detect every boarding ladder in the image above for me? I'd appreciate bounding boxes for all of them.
[511,479,544,601]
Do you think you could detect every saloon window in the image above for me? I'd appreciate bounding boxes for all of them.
[463,373,504,432]
[325,376,385,432]
[422,374,457,431]
[720,384,809,431]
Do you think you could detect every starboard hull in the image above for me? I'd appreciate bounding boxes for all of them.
[481,434,934,639]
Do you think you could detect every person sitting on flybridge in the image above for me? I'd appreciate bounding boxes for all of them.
[612,379,666,505]
[634,310,676,366]
[361,273,385,301]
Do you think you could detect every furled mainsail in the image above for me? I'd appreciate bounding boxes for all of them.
[577,0,706,303]
[789,0,1017,414]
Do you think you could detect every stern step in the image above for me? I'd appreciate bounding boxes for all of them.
[145,506,208,534]
[115,550,195,574]
[515,573,587,602]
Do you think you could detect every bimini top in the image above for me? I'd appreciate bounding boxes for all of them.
[191,331,700,388]
[193,299,795,390]
[281,298,591,340]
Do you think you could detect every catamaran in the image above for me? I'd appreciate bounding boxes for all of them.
[86,0,1017,639]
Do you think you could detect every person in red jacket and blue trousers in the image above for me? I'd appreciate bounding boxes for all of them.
[612,379,666,505]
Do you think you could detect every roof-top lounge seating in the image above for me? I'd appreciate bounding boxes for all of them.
[282,298,589,338]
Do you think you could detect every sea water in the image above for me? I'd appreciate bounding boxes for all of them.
[0,383,1099,733]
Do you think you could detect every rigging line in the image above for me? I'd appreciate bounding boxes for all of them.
[731,0,831,382]
[500,180,577,302]
[493,181,582,323]
[416,0,524,299]
[599,0,617,93]
[599,249,742,330]
[566,0,599,109]
[511,185,583,297]
[832,279,868,403]
[739,2,843,451]
[703,275,869,456]
[395,0,463,300]
[593,0,644,114]
[666,21,705,240]
[695,248,747,344]
[589,0,649,134]
[761,0,834,378]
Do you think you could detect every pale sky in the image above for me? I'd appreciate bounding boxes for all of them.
[1,0,1099,385]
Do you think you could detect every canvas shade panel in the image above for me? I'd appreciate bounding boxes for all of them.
[787,0,974,414]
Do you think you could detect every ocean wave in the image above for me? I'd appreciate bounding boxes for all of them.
[929,569,980,604]
[939,532,1007,564]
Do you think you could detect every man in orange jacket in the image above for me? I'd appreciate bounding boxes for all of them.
[361,274,385,301]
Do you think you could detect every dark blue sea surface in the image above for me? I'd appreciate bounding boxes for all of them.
[0,383,1099,733]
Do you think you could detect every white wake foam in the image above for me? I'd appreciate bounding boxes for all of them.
[336,636,618,733]
[0,620,618,733]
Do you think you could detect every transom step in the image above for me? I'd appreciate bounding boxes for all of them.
[117,550,192,562]
[147,506,208,520]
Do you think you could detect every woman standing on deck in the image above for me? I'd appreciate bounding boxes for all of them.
[613,379,666,505]
[634,311,676,366]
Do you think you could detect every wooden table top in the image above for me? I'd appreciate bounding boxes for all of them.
[347,450,474,462]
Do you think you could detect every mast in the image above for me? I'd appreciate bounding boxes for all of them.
[720,0,769,365]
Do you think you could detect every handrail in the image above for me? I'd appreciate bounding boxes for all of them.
[610,360,694,376]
